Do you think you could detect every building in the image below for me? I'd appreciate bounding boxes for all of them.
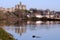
[6,7,15,12]
[55,12,60,19]
[15,2,26,10]
[0,2,26,12]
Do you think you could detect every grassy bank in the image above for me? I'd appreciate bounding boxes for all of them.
[0,28,15,40]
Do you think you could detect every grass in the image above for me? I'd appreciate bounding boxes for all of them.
[0,28,15,40]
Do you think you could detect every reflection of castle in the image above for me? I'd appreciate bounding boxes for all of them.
[3,26,26,36]
[15,27,26,36]
[2,21,60,37]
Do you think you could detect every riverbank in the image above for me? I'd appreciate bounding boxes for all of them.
[0,28,15,40]
[30,17,60,21]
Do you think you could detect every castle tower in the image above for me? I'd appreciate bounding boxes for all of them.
[20,2,22,5]
[15,2,26,10]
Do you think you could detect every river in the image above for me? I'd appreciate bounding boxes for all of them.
[2,21,60,40]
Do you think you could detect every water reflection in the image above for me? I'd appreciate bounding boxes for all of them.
[1,21,60,40]
[27,21,60,25]
[3,26,26,36]
[2,21,60,35]
[6,20,27,26]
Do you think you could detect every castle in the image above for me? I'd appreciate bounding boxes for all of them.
[0,2,26,12]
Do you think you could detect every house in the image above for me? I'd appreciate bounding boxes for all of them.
[55,12,60,19]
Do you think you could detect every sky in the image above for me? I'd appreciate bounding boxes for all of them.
[0,0,60,11]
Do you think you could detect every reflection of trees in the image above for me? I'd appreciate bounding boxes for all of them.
[14,20,27,27]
